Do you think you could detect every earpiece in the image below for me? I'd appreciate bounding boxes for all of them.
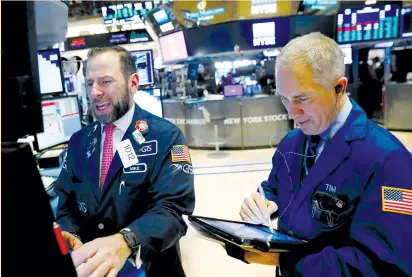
[335,84,342,94]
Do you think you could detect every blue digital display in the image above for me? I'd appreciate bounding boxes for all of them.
[337,4,400,44]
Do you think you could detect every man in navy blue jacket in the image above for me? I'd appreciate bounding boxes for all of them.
[55,46,195,277]
[237,33,412,276]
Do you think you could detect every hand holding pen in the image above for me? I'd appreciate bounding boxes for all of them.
[239,186,278,233]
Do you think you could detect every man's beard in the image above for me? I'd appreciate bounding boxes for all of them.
[90,90,131,124]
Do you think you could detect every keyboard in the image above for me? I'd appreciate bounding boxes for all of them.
[41,176,56,190]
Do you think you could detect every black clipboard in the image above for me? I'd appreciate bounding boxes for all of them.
[188,215,309,253]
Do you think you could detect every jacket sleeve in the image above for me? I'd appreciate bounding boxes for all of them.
[283,149,412,277]
[54,133,85,237]
[126,127,195,267]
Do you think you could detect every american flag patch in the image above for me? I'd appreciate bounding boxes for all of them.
[382,186,412,215]
[171,145,191,163]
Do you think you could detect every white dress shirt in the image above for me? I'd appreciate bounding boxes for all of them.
[99,104,143,269]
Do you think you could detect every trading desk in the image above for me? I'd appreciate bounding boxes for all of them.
[163,95,293,149]
[384,83,412,131]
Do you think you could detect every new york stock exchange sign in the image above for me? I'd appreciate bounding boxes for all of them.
[165,113,290,126]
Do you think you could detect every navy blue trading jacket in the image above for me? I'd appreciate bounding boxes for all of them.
[262,100,412,277]
[55,103,195,277]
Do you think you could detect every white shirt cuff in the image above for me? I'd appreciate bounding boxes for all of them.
[127,246,143,269]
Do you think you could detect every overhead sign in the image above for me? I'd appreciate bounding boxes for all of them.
[238,17,290,49]
[251,0,277,15]
[253,21,276,46]
[102,1,172,26]
[184,7,225,21]
[64,30,153,51]
[69,38,86,49]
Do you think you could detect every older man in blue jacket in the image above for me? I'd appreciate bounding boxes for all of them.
[54,46,195,277]
[237,33,412,276]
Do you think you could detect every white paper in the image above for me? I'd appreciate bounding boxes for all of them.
[116,139,139,168]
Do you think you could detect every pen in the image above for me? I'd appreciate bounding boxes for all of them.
[53,222,69,255]
[258,184,274,234]
[119,181,125,195]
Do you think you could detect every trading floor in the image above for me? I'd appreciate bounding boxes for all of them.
[179,131,412,277]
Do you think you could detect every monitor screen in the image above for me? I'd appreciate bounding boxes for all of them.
[185,22,237,56]
[188,64,199,80]
[224,84,243,97]
[159,31,189,63]
[37,49,65,95]
[238,17,290,50]
[133,89,163,118]
[400,7,412,38]
[340,46,353,64]
[102,2,150,26]
[35,96,82,151]
[130,50,154,87]
[336,4,400,44]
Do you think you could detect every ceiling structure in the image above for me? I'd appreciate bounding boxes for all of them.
[67,0,412,21]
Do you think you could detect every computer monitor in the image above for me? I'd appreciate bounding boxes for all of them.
[400,7,412,38]
[336,4,400,44]
[34,96,82,151]
[224,84,243,97]
[159,31,189,63]
[37,48,65,95]
[130,50,154,87]
[2,142,77,276]
[133,89,163,118]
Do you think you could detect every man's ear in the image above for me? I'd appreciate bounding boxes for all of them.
[129,73,139,92]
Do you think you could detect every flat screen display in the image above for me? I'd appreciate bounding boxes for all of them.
[130,50,154,87]
[35,96,82,151]
[159,31,189,63]
[37,49,65,95]
[238,17,290,50]
[400,7,412,38]
[133,89,163,118]
[340,46,353,64]
[185,22,237,56]
[224,84,243,97]
[199,218,304,242]
[101,1,168,26]
[336,4,400,44]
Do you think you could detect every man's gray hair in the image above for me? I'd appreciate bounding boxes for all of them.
[275,32,344,90]
[87,45,136,80]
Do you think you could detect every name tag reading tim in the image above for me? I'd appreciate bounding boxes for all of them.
[116,139,139,168]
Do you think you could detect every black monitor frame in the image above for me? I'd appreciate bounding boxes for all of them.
[37,48,66,96]
[34,95,82,152]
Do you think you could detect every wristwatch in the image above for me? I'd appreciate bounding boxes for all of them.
[119,228,140,254]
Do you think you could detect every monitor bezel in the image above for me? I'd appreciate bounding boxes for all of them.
[37,48,66,96]
[335,4,401,45]
[34,95,82,152]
